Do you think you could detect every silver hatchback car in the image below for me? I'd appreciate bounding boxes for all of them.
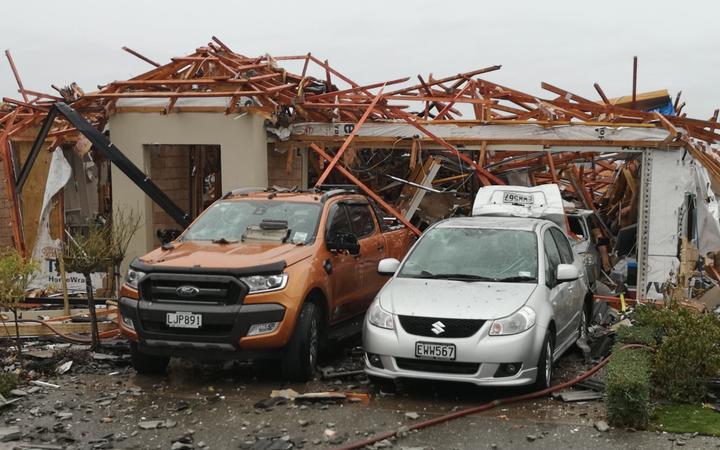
[363,216,590,388]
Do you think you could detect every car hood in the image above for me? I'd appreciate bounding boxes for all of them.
[378,277,537,320]
[139,240,315,269]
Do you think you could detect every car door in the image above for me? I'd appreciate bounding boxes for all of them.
[324,203,362,322]
[543,228,573,347]
[345,202,385,312]
[550,227,584,332]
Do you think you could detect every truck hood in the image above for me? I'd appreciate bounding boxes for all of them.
[139,240,315,270]
[378,278,537,320]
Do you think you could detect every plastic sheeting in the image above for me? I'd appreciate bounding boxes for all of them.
[28,149,104,293]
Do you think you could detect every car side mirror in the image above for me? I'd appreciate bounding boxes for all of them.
[556,264,579,282]
[378,258,400,275]
[327,232,360,255]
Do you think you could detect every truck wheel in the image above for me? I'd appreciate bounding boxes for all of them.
[130,342,169,375]
[534,331,554,390]
[282,302,319,381]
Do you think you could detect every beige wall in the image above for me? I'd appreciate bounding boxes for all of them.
[108,112,268,272]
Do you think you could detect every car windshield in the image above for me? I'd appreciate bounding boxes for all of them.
[182,200,321,244]
[397,227,538,282]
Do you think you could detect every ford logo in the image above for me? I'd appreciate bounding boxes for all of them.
[176,285,200,298]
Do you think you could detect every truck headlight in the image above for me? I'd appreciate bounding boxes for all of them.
[125,268,146,289]
[239,273,288,293]
[367,300,394,330]
[489,306,536,336]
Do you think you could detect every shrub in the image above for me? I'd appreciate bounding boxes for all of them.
[616,325,657,347]
[633,304,720,403]
[0,371,17,396]
[605,344,653,429]
[0,249,38,358]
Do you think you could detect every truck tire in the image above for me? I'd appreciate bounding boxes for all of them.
[130,342,170,375]
[281,302,320,381]
[533,331,554,390]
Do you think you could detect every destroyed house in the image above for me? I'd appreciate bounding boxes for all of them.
[1,39,720,304]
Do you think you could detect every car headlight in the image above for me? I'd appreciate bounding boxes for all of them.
[125,268,146,289]
[367,300,394,330]
[489,306,536,336]
[239,273,288,294]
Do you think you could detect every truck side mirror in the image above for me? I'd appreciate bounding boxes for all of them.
[327,232,360,255]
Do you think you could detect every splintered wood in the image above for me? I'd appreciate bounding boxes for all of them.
[1,39,720,245]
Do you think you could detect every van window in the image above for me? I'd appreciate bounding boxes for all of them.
[550,228,574,265]
[568,215,586,238]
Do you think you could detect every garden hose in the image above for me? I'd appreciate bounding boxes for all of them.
[336,344,654,450]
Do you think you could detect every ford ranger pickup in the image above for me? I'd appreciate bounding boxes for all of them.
[118,188,415,380]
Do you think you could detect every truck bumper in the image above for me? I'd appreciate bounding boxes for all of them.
[118,297,286,360]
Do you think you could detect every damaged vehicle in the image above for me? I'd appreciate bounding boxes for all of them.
[363,186,592,388]
[118,188,415,380]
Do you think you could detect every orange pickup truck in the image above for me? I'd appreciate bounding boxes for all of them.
[118,188,415,380]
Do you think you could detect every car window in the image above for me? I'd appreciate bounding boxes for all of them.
[182,200,321,244]
[543,230,561,286]
[346,204,376,238]
[397,228,538,282]
[551,228,574,265]
[326,204,352,241]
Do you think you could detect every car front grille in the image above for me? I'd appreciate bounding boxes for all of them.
[141,320,234,336]
[139,273,247,305]
[398,315,485,338]
[395,358,480,375]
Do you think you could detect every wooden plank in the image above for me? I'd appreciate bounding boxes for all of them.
[0,321,117,338]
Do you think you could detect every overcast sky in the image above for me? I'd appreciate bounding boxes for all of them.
[2,0,717,119]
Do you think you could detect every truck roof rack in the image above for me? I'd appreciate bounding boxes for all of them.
[316,184,361,203]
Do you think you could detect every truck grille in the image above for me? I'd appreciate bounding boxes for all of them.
[398,315,485,338]
[395,358,480,375]
[139,273,248,305]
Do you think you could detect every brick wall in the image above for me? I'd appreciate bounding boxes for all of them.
[0,163,14,249]
[268,146,303,188]
[147,145,190,246]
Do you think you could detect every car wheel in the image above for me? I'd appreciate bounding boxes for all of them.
[368,375,396,393]
[534,332,554,390]
[130,342,170,375]
[282,302,320,381]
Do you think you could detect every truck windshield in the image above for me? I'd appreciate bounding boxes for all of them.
[398,227,538,282]
[182,200,322,244]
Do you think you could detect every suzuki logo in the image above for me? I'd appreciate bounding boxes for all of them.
[431,321,446,335]
[176,285,200,298]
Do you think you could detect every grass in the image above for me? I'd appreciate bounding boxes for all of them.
[652,403,720,436]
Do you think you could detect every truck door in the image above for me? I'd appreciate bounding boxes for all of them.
[345,203,386,311]
[325,203,362,322]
